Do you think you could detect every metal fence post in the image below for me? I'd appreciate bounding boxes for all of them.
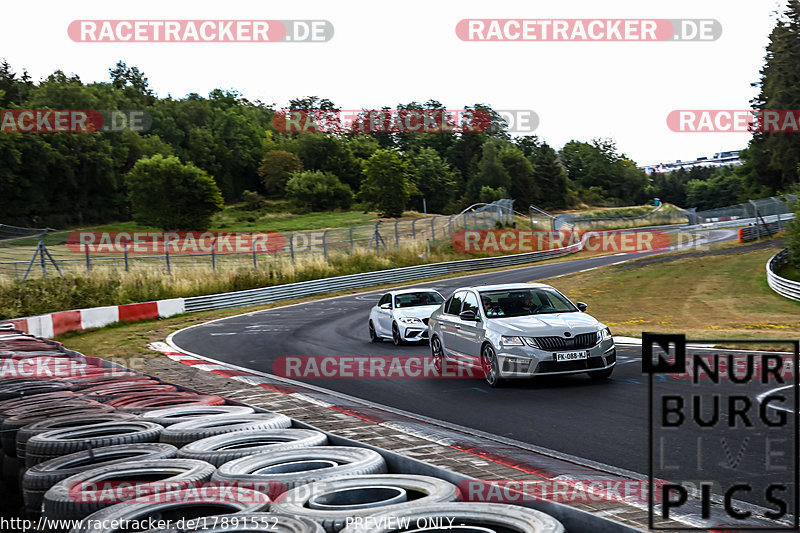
[411,219,417,241]
[289,233,295,264]
[750,200,761,241]
[394,220,400,249]
[322,230,329,261]
[349,226,355,253]
[124,240,130,272]
[211,238,217,271]
[165,247,171,274]
[773,196,785,231]
[252,240,257,269]
[448,216,454,240]
[84,243,91,274]
[430,216,436,242]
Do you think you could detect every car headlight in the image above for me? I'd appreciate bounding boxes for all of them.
[598,327,612,341]
[501,336,525,346]
[523,337,540,348]
[398,316,422,324]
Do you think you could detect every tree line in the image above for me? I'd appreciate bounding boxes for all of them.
[5,0,800,233]
[0,61,655,229]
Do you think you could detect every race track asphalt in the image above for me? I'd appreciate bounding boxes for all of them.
[172,229,796,510]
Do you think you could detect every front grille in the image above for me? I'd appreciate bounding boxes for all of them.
[534,332,597,350]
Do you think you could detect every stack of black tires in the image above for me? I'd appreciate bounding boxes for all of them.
[0,326,565,533]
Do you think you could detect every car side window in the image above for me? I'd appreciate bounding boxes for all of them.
[445,291,465,315]
[462,292,479,315]
[378,294,390,307]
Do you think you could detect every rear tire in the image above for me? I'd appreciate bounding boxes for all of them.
[369,321,381,343]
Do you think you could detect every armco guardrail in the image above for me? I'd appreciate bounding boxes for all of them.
[767,248,800,301]
[183,241,584,313]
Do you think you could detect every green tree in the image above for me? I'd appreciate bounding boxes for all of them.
[408,148,459,213]
[530,142,569,209]
[294,133,362,190]
[499,145,539,207]
[258,150,303,196]
[360,149,416,217]
[126,155,223,230]
[285,170,353,211]
[747,0,800,192]
[466,140,511,201]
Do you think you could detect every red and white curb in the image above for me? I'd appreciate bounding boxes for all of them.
[3,298,185,338]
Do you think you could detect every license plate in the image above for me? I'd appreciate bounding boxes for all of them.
[555,351,588,362]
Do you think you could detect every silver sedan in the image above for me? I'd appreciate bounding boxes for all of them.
[427,283,616,386]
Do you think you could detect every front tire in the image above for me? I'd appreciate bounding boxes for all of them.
[392,322,404,346]
[369,321,381,343]
[589,366,614,380]
[481,344,503,387]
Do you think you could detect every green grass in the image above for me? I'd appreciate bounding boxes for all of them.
[778,263,800,282]
[543,242,800,346]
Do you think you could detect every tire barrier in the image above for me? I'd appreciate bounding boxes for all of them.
[160,413,292,446]
[42,458,216,520]
[177,429,328,467]
[25,421,165,466]
[22,443,178,514]
[0,327,574,533]
[270,474,459,533]
[140,405,255,426]
[212,447,387,496]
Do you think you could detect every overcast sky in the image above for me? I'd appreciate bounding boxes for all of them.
[2,0,786,166]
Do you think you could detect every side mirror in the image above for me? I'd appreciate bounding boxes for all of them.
[459,310,480,321]
[576,302,588,312]
[380,303,392,310]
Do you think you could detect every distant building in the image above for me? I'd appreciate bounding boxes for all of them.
[640,149,742,175]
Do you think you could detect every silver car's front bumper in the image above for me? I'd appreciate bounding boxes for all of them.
[496,339,616,378]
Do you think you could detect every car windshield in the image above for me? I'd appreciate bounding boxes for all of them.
[479,288,577,318]
[394,292,444,308]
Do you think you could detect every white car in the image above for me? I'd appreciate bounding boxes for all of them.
[368,289,446,345]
